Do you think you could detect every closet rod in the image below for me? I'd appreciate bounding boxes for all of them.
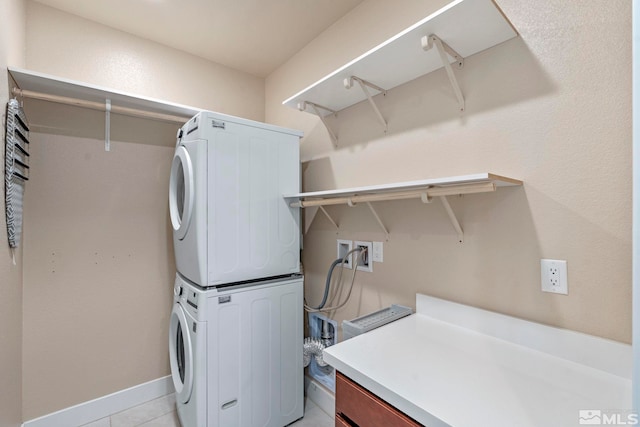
[12,88,191,124]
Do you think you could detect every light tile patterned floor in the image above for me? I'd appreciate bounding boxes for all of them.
[79,394,332,427]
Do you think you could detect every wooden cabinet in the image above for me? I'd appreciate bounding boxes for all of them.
[335,372,423,427]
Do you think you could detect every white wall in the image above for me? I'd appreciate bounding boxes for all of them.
[266,0,632,343]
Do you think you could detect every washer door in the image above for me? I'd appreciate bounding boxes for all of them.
[169,145,194,241]
[169,303,194,404]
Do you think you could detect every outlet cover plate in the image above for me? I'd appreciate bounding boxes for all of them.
[337,239,353,269]
[541,259,568,295]
[354,241,373,272]
[372,241,383,263]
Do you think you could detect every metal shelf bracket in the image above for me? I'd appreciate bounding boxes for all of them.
[366,202,390,241]
[303,205,339,235]
[421,34,465,112]
[344,76,387,131]
[439,196,464,243]
[320,206,339,230]
[345,199,390,240]
[288,177,509,243]
[298,101,338,146]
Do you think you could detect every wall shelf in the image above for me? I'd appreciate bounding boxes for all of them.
[284,173,522,242]
[282,0,517,143]
[8,67,202,149]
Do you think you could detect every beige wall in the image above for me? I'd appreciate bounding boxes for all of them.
[13,0,633,420]
[25,1,265,122]
[266,0,632,342]
[19,1,267,420]
[22,134,175,419]
[0,0,26,426]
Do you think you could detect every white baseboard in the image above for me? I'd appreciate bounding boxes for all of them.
[304,376,335,419]
[22,376,174,427]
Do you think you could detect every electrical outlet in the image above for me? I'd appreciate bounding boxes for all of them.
[372,241,383,263]
[354,241,373,272]
[337,239,353,269]
[541,259,568,295]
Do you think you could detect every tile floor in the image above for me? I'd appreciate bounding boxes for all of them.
[79,393,332,427]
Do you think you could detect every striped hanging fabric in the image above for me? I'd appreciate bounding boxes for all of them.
[5,97,30,250]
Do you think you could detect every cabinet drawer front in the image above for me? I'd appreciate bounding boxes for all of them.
[336,414,351,427]
[336,372,423,427]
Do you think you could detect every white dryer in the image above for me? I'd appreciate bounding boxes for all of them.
[169,273,304,427]
[169,111,302,287]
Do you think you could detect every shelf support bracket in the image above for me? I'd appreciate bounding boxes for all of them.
[303,206,318,235]
[104,98,111,152]
[421,34,465,112]
[298,101,338,147]
[319,206,339,230]
[439,196,464,243]
[366,202,390,241]
[344,76,387,131]
[302,205,339,234]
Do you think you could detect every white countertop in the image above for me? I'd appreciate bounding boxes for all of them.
[323,294,632,427]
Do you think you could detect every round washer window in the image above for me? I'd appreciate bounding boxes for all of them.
[176,320,186,383]
[169,303,194,404]
[176,162,185,221]
[169,146,194,240]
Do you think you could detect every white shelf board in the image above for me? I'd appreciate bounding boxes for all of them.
[284,173,522,200]
[282,0,517,116]
[8,67,202,119]
[288,173,521,241]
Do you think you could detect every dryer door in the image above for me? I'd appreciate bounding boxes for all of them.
[169,303,194,404]
[169,145,194,240]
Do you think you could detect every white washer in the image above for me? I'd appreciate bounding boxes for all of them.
[169,111,302,287]
[169,273,304,427]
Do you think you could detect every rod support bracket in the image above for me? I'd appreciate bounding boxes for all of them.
[420,192,432,204]
[422,34,465,112]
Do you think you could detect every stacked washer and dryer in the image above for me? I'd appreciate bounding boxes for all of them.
[168,111,304,427]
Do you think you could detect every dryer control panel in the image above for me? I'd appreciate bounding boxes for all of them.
[187,290,198,310]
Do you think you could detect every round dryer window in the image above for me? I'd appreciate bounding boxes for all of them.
[169,146,194,240]
[169,303,194,404]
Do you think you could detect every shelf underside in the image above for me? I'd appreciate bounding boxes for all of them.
[282,0,517,116]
